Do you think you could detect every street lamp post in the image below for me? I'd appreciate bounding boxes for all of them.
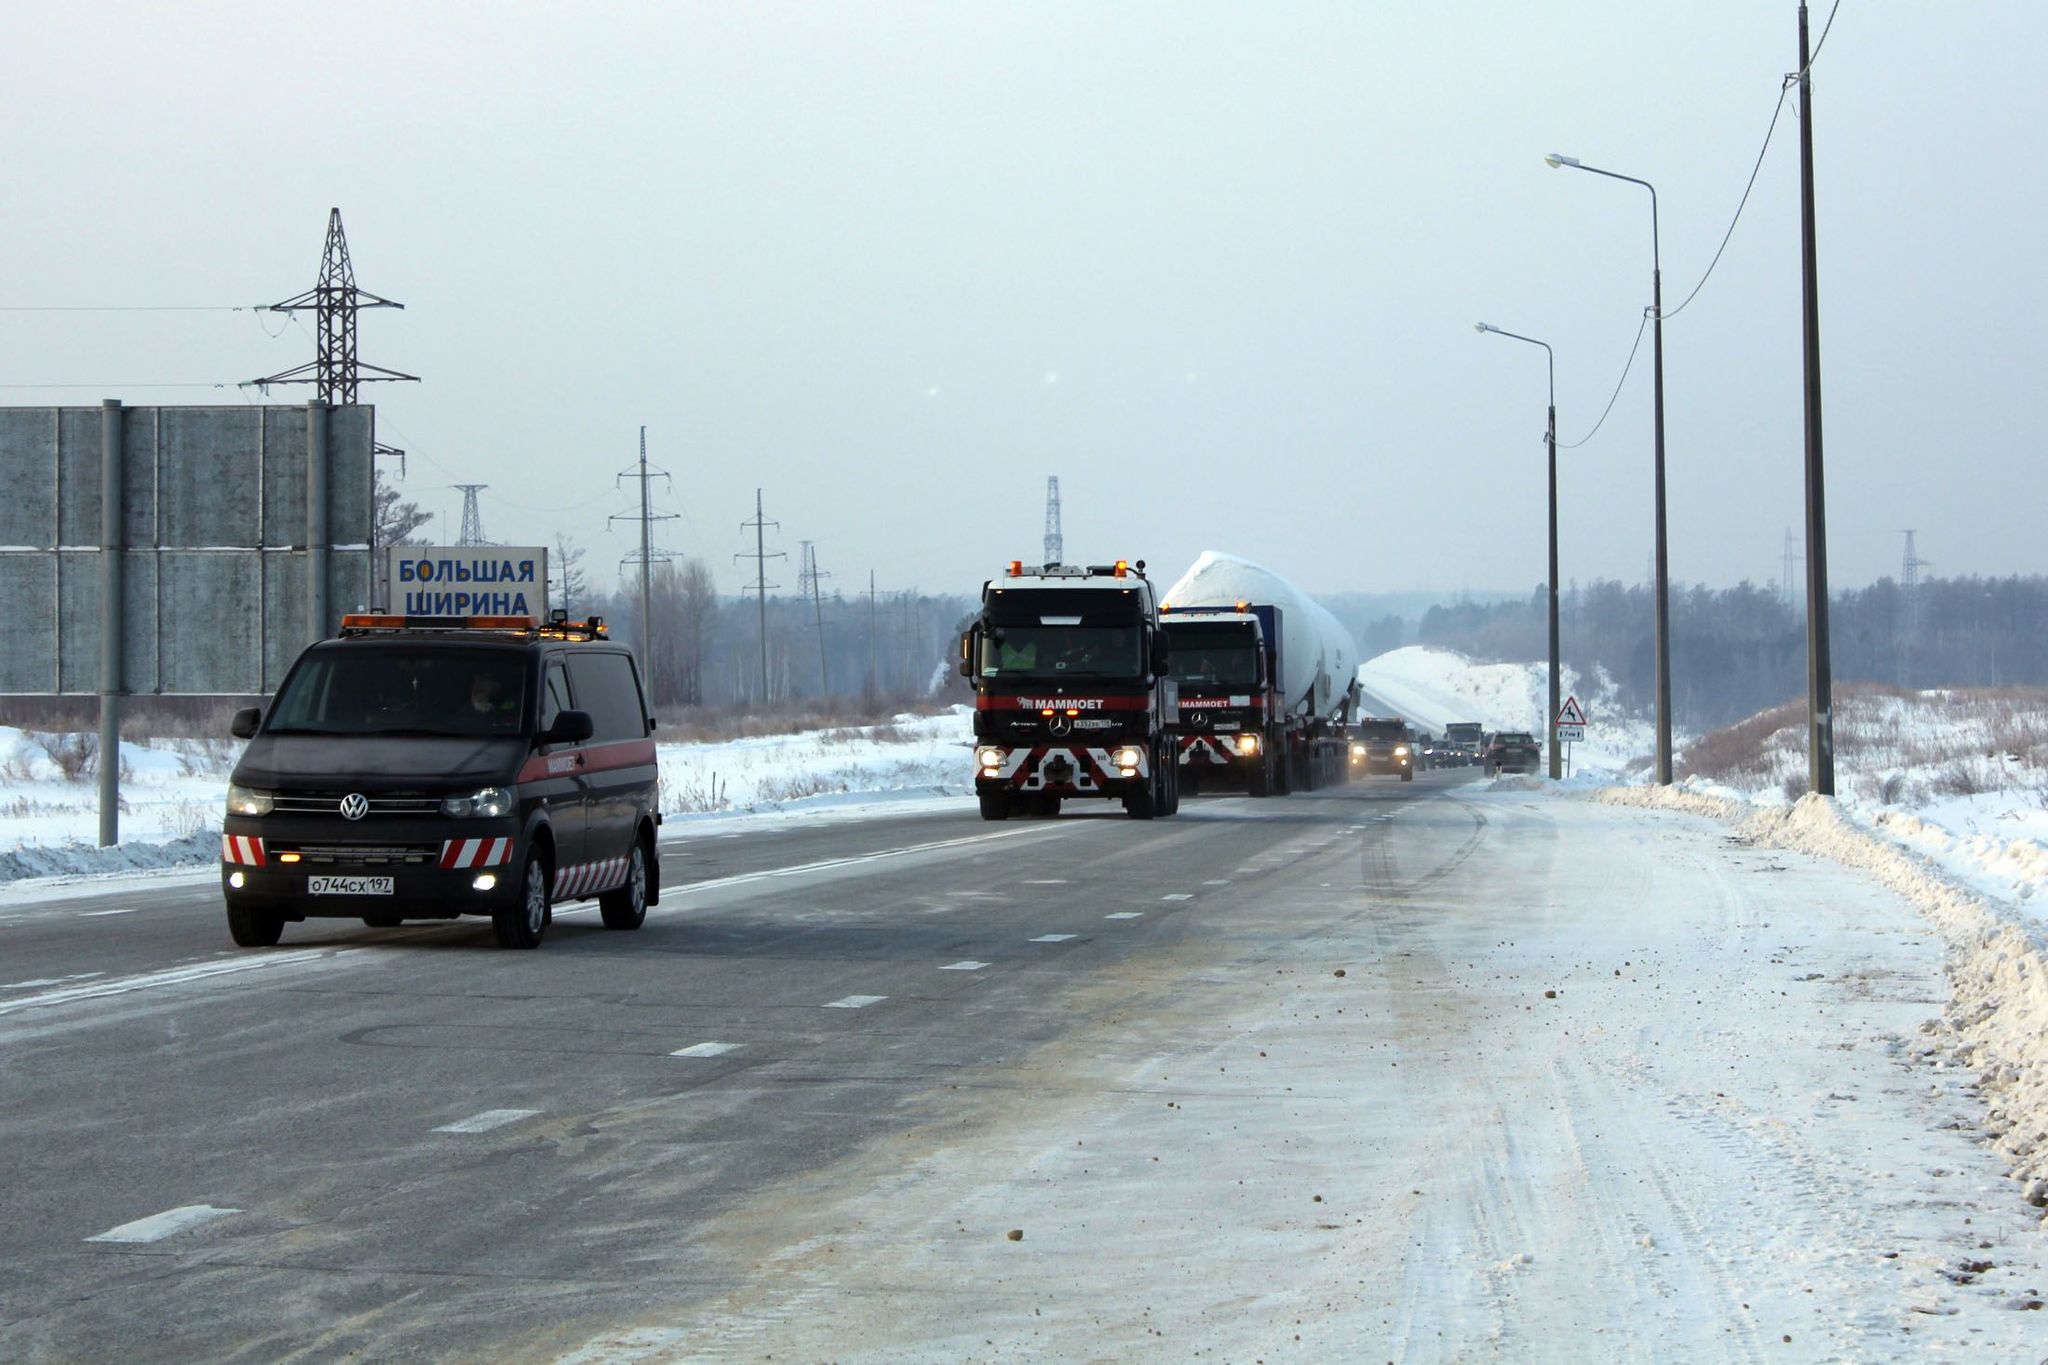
[1545,152,1674,784]
[1475,322,1561,781]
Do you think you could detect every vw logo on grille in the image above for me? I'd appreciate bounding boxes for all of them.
[338,793,370,821]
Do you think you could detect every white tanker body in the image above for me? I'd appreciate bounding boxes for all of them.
[1161,551,1360,793]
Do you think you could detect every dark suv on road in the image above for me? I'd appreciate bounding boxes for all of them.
[1484,730,1541,776]
[220,613,661,950]
[1351,716,1415,781]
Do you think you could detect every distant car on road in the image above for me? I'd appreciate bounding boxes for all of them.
[1352,716,1414,781]
[1484,731,1541,776]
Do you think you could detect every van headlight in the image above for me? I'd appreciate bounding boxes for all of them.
[442,786,514,818]
[226,784,274,816]
[1351,744,1366,758]
[1395,745,1410,757]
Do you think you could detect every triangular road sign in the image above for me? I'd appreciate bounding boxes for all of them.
[1556,695,1588,727]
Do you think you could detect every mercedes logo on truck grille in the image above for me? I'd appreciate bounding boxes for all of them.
[339,793,370,821]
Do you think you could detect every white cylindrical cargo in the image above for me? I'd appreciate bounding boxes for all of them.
[1160,551,1357,720]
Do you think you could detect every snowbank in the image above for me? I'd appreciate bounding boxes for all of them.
[1355,644,1654,779]
[0,713,976,888]
[1601,784,2048,1223]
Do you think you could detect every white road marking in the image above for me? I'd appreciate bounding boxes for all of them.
[2,972,105,991]
[433,1108,540,1134]
[1029,934,1078,943]
[1105,912,1144,920]
[1161,893,1193,901]
[0,950,335,1019]
[87,1204,238,1244]
[668,827,1057,900]
[824,995,888,1009]
[670,1042,741,1058]
[940,960,990,971]
[79,908,141,918]
[1022,878,1069,885]
[1202,879,1230,886]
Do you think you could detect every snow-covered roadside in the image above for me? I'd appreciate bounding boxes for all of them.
[1601,784,2048,1225]
[0,710,977,891]
[1356,644,1656,779]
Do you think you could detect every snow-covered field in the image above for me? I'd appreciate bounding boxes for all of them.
[0,710,976,887]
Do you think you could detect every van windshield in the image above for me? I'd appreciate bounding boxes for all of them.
[266,647,530,738]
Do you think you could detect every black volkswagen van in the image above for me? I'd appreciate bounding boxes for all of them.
[220,613,661,949]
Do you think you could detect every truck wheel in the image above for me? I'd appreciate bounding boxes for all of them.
[1033,794,1062,818]
[226,902,284,948]
[1248,754,1270,797]
[1160,757,1180,816]
[1401,769,1414,782]
[599,841,648,930]
[1123,774,1157,820]
[978,791,1011,822]
[493,849,550,949]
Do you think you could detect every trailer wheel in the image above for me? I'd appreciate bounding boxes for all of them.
[978,791,1011,822]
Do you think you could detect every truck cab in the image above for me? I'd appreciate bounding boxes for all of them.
[960,560,1179,821]
[1163,606,1277,796]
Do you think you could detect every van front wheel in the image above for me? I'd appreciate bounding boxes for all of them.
[494,850,549,949]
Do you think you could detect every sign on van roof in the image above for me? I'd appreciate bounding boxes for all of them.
[389,546,549,624]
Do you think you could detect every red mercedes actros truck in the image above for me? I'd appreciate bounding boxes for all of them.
[959,559,1181,821]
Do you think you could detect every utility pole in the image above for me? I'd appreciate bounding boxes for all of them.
[797,540,833,695]
[608,426,676,699]
[1798,1,1835,796]
[865,569,878,703]
[1044,475,1063,566]
[453,485,489,546]
[735,490,786,704]
[1901,529,1932,687]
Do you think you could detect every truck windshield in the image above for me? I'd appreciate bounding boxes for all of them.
[266,647,530,738]
[1357,720,1406,741]
[1166,624,1260,688]
[979,625,1143,680]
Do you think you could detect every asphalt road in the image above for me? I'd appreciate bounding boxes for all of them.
[0,767,1470,1361]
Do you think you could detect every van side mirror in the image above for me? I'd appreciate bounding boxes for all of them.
[544,710,595,745]
[230,707,262,739]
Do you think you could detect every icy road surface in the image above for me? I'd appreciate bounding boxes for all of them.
[4,775,2042,1361]
[576,787,2046,1363]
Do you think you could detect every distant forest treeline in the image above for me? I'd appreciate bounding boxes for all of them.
[1400,575,2048,729]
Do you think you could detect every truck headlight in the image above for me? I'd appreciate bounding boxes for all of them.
[974,745,1004,772]
[226,784,275,817]
[1236,733,1260,756]
[1113,746,1143,771]
[442,786,513,818]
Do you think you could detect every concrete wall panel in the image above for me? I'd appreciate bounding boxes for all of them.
[0,409,59,549]
[160,408,262,549]
[0,555,57,691]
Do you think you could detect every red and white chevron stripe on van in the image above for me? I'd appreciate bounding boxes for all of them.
[439,837,513,870]
[220,834,267,866]
[553,857,628,901]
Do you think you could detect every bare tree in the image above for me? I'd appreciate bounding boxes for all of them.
[371,467,433,607]
[553,533,588,616]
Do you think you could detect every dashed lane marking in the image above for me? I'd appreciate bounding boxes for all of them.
[434,1109,540,1134]
[1029,934,1078,943]
[79,908,141,918]
[1022,878,1069,885]
[940,961,990,971]
[1105,912,1144,920]
[1202,879,1230,886]
[86,1205,238,1244]
[824,995,888,1009]
[1160,893,1193,901]
[670,1042,742,1058]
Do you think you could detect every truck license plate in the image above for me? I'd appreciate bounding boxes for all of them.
[308,875,394,896]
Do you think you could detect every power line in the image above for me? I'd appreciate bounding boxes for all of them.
[1559,313,1648,450]
[0,304,262,312]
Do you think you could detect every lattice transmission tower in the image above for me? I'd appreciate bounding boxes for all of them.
[1044,475,1063,566]
[453,485,490,546]
[797,541,833,694]
[254,207,418,467]
[608,427,678,699]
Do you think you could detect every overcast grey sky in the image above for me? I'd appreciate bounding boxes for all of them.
[4,2,2041,602]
